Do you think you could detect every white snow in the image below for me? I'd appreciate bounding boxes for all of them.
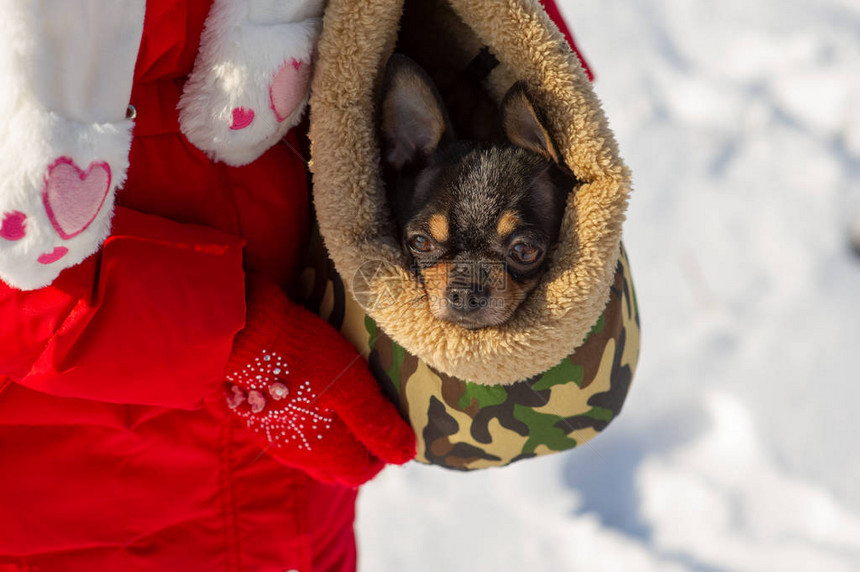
[358,0,860,569]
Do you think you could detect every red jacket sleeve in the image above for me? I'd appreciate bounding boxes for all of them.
[0,206,246,409]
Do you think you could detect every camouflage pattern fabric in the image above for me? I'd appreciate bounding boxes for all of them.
[298,237,640,470]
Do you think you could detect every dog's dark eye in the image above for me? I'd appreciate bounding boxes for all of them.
[508,242,542,265]
[408,234,435,253]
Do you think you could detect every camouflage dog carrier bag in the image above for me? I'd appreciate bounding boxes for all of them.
[304,0,638,469]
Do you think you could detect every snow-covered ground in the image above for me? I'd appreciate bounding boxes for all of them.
[358,1,860,570]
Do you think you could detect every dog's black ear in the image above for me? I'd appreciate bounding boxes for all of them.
[380,55,452,170]
[501,82,561,164]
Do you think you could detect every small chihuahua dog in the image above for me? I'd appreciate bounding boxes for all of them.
[379,55,576,329]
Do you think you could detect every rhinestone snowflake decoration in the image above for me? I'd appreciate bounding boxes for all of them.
[227,349,334,451]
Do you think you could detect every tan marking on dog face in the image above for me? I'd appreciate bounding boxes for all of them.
[428,213,449,243]
[418,259,541,328]
[493,275,539,321]
[475,263,539,327]
[421,261,451,321]
[496,210,522,238]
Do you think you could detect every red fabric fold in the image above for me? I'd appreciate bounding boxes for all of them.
[1,207,246,408]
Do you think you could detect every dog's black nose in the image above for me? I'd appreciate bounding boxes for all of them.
[446,284,488,313]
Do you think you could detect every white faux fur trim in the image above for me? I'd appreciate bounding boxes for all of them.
[0,0,144,123]
[0,0,142,290]
[179,0,325,166]
[0,103,133,290]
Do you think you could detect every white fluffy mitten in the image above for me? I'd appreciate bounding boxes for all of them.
[178,0,325,166]
[0,0,145,291]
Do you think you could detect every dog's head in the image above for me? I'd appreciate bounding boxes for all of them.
[380,55,575,329]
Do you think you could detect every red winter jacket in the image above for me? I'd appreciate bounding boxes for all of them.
[0,1,585,571]
[0,2,355,571]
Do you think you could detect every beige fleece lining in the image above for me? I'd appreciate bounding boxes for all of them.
[309,0,631,385]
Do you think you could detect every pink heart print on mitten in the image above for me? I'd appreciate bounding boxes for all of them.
[179,0,325,166]
[0,111,133,291]
[42,158,112,240]
[270,58,314,123]
[230,107,256,130]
